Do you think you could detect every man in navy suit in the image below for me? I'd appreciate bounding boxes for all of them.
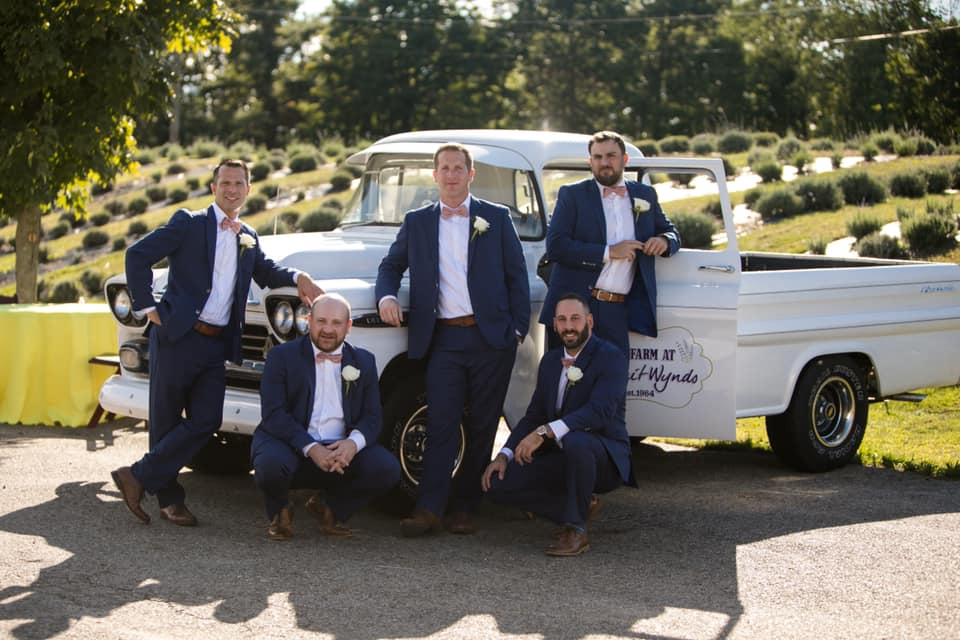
[112,159,323,527]
[483,293,634,557]
[251,294,401,540]
[376,142,530,536]
[541,131,680,356]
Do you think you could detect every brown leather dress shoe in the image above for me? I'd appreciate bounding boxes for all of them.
[111,466,150,524]
[400,508,442,537]
[546,527,591,557]
[445,511,476,535]
[305,495,352,537]
[159,503,198,527]
[268,507,294,541]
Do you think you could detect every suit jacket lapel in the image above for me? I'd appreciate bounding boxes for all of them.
[205,206,218,278]
[339,342,355,425]
[429,203,441,286]
[587,181,607,244]
[300,336,317,428]
[560,337,599,413]
[467,196,477,271]
[545,351,563,419]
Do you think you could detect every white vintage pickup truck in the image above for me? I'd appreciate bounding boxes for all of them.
[100,129,960,491]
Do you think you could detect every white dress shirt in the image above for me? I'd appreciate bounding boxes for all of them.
[594,180,637,295]
[198,204,240,326]
[302,343,367,457]
[436,196,474,319]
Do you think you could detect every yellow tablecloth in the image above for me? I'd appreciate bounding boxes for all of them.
[0,303,118,427]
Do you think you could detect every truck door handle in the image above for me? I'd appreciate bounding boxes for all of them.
[698,264,735,273]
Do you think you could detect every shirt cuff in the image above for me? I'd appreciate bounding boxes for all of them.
[549,419,569,446]
[378,295,399,310]
[603,246,610,263]
[139,305,156,315]
[499,447,514,463]
[302,441,318,457]
[348,430,367,452]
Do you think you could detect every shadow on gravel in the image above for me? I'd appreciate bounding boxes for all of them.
[0,425,957,639]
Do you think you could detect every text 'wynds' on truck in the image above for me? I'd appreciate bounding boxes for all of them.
[101,130,960,491]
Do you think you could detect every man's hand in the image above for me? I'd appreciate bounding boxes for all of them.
[297,273,325,307]
[146,310,161,326]
[328,439,358,468]
[609,239,646,261]
[378,298,403,327]
[640,235,669,256]
[308,444,344,474]
[481,454,508,492]
[515,431,545,465]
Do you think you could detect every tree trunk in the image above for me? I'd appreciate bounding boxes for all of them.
[14,204,41,303]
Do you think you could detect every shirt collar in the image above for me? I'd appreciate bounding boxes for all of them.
[563,335,591,362]
[311,342,344,360]
[594,179,626,192]
[212,203,239,227]
[440,194,471,212]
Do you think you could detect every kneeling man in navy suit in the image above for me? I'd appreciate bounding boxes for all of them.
[482,292,634,556]
[252,293,400,540]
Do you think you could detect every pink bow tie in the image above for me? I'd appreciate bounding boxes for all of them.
[562,357,576,368]
[220,216,242,234]
[602,185,626,198]
[315,353,342,364]
[441,205,468,219]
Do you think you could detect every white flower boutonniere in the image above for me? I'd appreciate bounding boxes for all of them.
[238,232,256,255]
[633,197,651,221]
[566,366,583,388]
[471,216,490,241]
[342,365,361,395]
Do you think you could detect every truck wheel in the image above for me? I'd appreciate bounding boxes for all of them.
[766,357,868,472]
[381,378,466,502]
[186,432,253,475]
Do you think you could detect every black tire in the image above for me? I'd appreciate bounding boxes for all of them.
[766,356,868,472]
[186,432,253,475]
[380,377,466,503]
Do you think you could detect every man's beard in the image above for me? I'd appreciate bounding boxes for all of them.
[560,325,590,351]
[593,166,623,187]
[312,332,345,352]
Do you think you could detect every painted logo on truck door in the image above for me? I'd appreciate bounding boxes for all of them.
[627,326,713,408]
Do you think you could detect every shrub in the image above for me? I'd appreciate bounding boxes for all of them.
[806,237,827,255]
[794,178,843,212]
[82,230,110,249]
[228,141,256,162]
[321,198,343,211]
[189,138,224,158]
[754,188,804,220]
[128,220,148,237]
[245,195,267,214]
[134,149,157,165]
[658,135,690,153]
[145,186,167,203]
[668,173,695,188]
[289,153,318,173]
[112,237,127,251]
[186,177,201,191]
[151,170,163,184]
[861,143,878,162]
[894,138,918,157]
[300,207,341,232]
[104,200,126,216]
[718,130,753,154]
[952,161,960,189]
[323,141,345,159]
[91,182,114,196]
[743,188,764,209]
[721,157,737,178]
[855,232,908,259]
[912,136,936,156]
[846,212,882,239]
[791,150,813,174]
[838,172,886,205]
[776,137,804,161]
[38,246,50,264]
[279,210,301,228]
[702,199,722,218]
[342,163,363,178]
[902,207,958,257]
[258,183,281,199]
[752,131,779,147]
[166,162,187,175]
[168,188,189,204]
[60,211,85,228]
[871,131,900,153]
[329,170,355,192]
[810,138,836,151]
[48,222,70,240]
[754,160,783,183]
[747,149,775,166]
[80,270,103,296]
[636,139,659,156]
[896,206,914,222]
[128,197,149,215]
[924,168,950,194]
[830,153,844,170]
[257,220,291,236]
[690,134,716,155]
[90,212,111,226]
[48,281,80,303]
[889,172,926,198]
[267,149,287,169]
[250,161,272,182]
[160,143,183,159]
[670,211,716,249]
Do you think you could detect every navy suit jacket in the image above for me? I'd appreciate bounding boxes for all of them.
[254,337,382,453]
[540,179,680,337]
[504,335,634,485]
[126,205,299,364]
[375,196,530,360]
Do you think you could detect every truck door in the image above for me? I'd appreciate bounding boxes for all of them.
[627,158,740,439]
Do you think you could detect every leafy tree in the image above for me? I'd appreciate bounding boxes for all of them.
[0,1,233,301]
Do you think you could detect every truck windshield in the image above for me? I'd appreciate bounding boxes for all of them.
[341,155,545,240]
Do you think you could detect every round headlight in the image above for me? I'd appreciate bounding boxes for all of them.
[272,301,294,336]
[113,289,132,321]
[295,303,310,335]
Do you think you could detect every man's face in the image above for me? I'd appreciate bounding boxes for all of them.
[433,149,474,205]
[309,298,351,353]
[588,140,628,187]
[553,299,593,352]
[210,166,251,216]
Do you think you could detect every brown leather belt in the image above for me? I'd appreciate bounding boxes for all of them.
[193,320,225,337]
[591,288,626,303]
[437,315,477,327]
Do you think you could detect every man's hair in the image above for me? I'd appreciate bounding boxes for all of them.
[588,131,626,155]
[433,142,473,171]
[311,292,352,320]
[212,159,250,184]
[556,291,591,314]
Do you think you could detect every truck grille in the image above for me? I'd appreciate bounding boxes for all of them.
[225,324,273,391]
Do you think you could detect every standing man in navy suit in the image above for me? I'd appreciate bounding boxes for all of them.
[251,294,401,540]
[541,130,680,356]
[483,293,634,557]
[112,159,323,527]
[376,142,530,536]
